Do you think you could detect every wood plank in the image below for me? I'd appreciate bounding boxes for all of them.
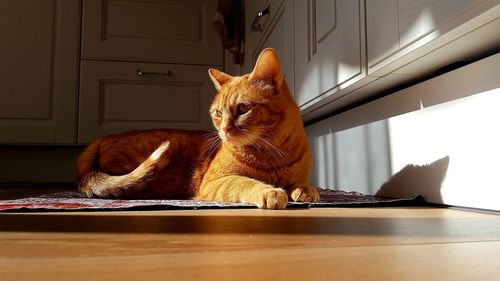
[1,208,499,259]
[1,208,498,280]
[1,240,499,281]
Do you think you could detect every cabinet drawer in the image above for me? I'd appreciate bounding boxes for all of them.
[78,61,215,143]
[81,0,222,65]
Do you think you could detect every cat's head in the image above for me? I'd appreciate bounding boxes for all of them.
[208,48,299,147]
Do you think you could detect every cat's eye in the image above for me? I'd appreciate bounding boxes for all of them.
[237,103,251,115]
[214,110,222,118]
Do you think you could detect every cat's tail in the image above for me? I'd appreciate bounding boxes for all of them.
[77,141,171,198]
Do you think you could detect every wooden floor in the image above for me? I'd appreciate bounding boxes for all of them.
[1,207,499,280]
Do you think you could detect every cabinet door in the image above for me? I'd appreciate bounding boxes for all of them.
[0,0,80,144]
[366,0,483,70]
[244,0,294,94]
[365,0,399,69]
[81,0,222,66]
[294,0,362,108]
[78,61,215,143]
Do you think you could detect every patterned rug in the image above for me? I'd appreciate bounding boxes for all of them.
[0,188,425,212]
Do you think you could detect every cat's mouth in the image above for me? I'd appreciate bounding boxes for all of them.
[219,131,250,147]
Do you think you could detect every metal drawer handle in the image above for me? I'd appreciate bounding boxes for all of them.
[137,69,171,77]
[251,5,270,32]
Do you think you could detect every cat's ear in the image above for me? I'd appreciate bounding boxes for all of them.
[249,48,283,88]
[208,68,232,91]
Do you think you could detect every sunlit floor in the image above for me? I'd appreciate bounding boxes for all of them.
[1,207,499,280]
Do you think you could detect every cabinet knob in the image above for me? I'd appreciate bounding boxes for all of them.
[137,69,171,77]
[251,5,270,32]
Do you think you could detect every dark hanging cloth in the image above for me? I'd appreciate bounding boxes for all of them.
[213,0,245,65]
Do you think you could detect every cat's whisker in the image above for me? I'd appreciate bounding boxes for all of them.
[261,141,286,168]
[262,136,287,158]
[204,135,220,142]
[208,142,221,159]
[257,136,286,158]
[204,141,220,159]
[254,136,284,167]
[259,130,282,141]
[240,131,263,153]
[260,133,280,146]
[201,133,222,159]
[204,134,219,144]
[202,130,219,139]
[202,137,218,145]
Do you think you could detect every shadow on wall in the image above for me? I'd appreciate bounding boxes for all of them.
[376,156,450,203]
[307,119,392,195]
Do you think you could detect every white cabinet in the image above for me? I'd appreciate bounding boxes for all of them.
[0,0,80,144]
[299,0,500,122]
[367,0,482,67]
[81,0,222,65]
[78,61,214,143]
[294,0,363,108]
[79,0,223,143]
[0,0,222,144]
[366,0,499,73]
[244,0,295,94]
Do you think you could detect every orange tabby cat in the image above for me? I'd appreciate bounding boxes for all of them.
[76,48,319,209]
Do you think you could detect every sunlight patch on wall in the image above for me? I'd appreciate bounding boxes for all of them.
[388,87,500,211]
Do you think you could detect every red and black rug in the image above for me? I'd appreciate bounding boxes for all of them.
[0,188,424,212]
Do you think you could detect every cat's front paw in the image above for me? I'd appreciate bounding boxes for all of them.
[288,185,320,203]
[255,188,288,209]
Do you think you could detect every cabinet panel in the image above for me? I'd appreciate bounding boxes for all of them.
[102,83,201,123]
[295,0,362,107]
[0,1,53,119]
[0,0,80,144]
[78,61,214,143]
[398,0,479,47]
[315,0,337,47]
[244,0,294,95]
[367,0,485,70]
[105,1,201,42]
[81,0,222,65]
[366,0,399,68]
